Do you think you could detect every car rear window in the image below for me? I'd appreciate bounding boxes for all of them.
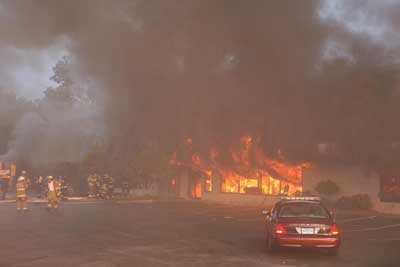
[278,202,330,219]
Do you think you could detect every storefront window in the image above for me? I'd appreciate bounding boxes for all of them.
[221,177,240,193]
[221,176,259,194]
[279,180,302,196]
[240,177,259,193]
[261,175,282,195]
[280,181,290,195]
[221,174,301,196]
[205,176,212,192]
[270,177,281,195]
[261,176,269,195]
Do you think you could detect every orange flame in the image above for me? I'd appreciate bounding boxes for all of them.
[171,135,311,196]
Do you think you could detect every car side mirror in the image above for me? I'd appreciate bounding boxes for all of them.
[262,209,270,216]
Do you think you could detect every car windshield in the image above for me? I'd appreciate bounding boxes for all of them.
[278,202,330,219]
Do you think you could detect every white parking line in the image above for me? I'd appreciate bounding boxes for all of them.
[369,238,400,243]
[209,216,262,222]
[339,215,377,223]
[115,200,154,204]
[349,223,400,232]
[64,201,99,204]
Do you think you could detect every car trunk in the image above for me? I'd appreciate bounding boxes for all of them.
[278,217,333,236]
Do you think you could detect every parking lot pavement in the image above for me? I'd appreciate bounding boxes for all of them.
[0,201,399,267]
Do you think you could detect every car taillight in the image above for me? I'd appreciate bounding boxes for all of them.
[330,224,340,236]
[275,224,286,234]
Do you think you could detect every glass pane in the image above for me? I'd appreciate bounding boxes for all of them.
[205,176,212,192]
[221,178,240,193]
[240,177,259,193]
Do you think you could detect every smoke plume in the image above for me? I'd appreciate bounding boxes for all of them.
[1,0,400,167]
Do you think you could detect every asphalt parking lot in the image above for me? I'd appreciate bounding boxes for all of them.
[0,200,399,267]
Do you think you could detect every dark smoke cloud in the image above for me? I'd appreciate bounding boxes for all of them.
[1,0,400,166]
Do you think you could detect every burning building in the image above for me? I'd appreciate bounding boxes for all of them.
[170,135,310,204]
[170,137,400,214]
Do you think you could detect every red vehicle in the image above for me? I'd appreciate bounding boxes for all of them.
[263,197,341,255]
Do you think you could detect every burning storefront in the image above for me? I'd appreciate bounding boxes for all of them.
[169,136,310,205]
[169,139,400,213]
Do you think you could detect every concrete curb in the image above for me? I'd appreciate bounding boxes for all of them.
[0,198,198,205]
[0,197,93,204]
[115,199,155,204]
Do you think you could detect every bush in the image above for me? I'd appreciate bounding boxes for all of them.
[315,180,340,196]
[335,194,372,210]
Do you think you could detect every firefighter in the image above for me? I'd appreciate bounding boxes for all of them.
[16,171,29,212]
[56,176,64,199]
[87,174,97,198]
[103,174,115,199]
[108,175,115,199]
[122,179,130,197]
[94,173,101,198]
[46,176,60,211]
[99,178,108,199]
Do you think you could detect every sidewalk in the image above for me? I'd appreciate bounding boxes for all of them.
[0,196,92,204]
[0,195,198,205]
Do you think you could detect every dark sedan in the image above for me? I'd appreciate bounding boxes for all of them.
[263,197,341,255]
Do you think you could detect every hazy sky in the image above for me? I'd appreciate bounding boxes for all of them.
[1,0,399,100]
[319,0,400,48]
[0,38,68,100]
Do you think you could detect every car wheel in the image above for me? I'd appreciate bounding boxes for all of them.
[266,233,279,253]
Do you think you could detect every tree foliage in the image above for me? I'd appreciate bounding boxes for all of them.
[81,140,174,186]
[42,56,76,105]
[315,179,340,196]
[127,142,171,179]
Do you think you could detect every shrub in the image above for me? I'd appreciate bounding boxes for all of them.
[335,194,372,210]
[315,180,340,196]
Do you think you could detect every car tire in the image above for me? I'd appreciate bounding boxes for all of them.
[266,233,279,253]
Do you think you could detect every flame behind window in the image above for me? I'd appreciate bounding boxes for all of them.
[171,135,310,196]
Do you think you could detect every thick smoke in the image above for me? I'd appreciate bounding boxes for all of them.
[0,0,400,167]
[3,98,104,165]
[0,55,105,168]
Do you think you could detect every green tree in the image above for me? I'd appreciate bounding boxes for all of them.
[128,142,172,179]
[42,56,75,104]
[82,142,109,174]
[315,180,340,196]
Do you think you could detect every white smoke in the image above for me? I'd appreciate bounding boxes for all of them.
[319,0,400,62]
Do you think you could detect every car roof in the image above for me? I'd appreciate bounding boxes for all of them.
[275,200,323,206]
